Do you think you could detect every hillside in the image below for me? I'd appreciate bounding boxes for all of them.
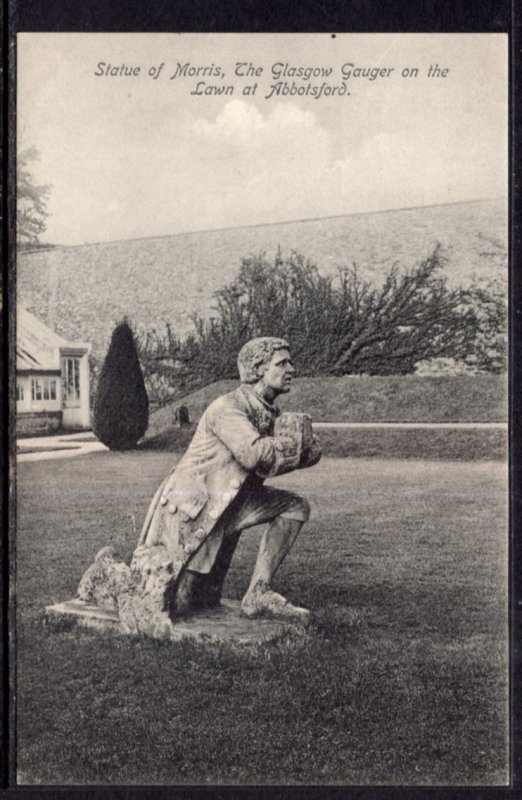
[17,198,506,360]
[146,374,507,437]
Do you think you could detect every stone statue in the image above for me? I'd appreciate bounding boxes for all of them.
[77,337,321,639]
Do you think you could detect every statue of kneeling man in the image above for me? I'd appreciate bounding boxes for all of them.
[78,337,321,637]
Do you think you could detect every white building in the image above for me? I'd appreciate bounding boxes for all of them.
[17,307,91,435]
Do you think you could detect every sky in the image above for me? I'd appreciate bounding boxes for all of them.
[17,33,508,246]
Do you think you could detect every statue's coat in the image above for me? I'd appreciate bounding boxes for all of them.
[137,385,307,576]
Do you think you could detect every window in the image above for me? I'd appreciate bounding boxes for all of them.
[62,357,81,402]
[31,378,57,402]
[16,383,24,401]
[31,379,42,401]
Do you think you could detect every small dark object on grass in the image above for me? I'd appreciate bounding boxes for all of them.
[176,405,190,427]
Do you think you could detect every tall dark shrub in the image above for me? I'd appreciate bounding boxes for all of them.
[94,321,149,450]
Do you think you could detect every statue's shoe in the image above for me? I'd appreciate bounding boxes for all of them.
[241,589,310,625]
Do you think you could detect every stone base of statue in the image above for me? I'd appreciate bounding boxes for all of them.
[44,597,306,646]
[46,543,309,645]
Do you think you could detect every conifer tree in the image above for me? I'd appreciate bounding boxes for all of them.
[94,321,149,450]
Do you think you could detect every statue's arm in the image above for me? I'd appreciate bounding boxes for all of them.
[209,404,300,476]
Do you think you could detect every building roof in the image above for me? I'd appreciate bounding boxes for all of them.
[17,307,91,372]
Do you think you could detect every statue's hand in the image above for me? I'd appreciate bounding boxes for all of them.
[274,412,313,451]
[256,433,301,477]
[274,413,320,470]
[300,434,322,468]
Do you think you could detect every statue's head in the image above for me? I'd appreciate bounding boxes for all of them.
[238,337,291,385]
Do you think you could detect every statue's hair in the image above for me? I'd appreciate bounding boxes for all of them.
[237,337,290,383]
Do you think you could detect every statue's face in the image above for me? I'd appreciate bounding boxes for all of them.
[259,348,295,394]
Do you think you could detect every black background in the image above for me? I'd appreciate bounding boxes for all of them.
[4,1,519,798]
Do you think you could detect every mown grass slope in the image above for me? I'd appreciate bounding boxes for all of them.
[16,451,508,785]
[146,374,507,437]
[18,198,506,360]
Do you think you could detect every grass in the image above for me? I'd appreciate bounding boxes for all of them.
[17,426,94,440]
[15,450,508,785]
[146,374,507,439]
[141,425,507,461]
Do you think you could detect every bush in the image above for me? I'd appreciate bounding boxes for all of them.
[93,321,149,450]
[462,276,507,373]
[138,247,490,399]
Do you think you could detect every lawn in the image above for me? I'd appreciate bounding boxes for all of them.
[15,451,508,786]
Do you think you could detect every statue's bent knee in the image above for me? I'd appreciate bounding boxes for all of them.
[280,495,311,523]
